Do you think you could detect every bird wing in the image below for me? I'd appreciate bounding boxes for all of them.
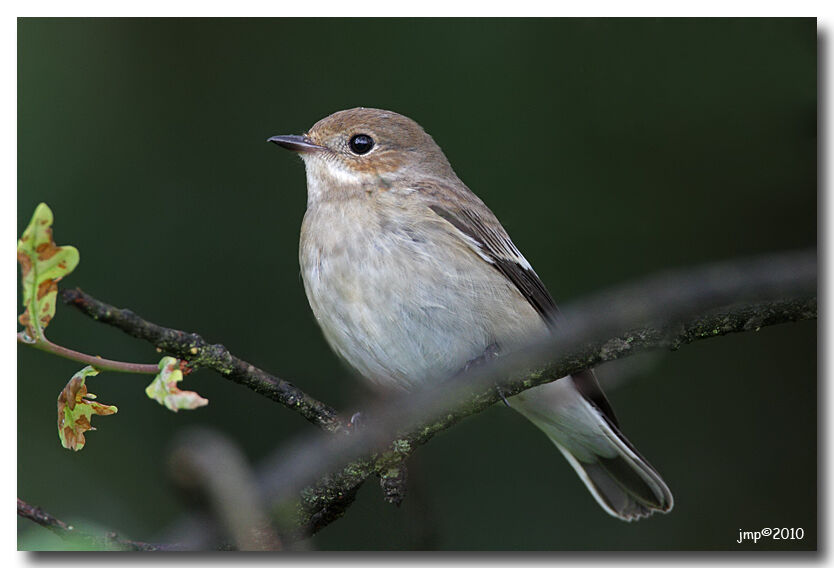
[427,203,560,325]
[420,180,620,428]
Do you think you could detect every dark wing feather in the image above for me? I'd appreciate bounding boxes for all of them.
[427,202,620,428]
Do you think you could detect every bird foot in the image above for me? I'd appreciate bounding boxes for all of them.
[457,342,500,375]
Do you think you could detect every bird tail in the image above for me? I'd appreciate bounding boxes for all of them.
[511,378,673,522]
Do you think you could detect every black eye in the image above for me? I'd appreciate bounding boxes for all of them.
[349,134,374,155]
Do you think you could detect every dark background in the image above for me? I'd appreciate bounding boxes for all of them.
[17,18,817,550]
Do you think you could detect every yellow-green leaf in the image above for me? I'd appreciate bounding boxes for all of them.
[145,356,208,412]
[57,366,118,451]
[18,203,79,340]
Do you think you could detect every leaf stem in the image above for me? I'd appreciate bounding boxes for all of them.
[17,332,159,375]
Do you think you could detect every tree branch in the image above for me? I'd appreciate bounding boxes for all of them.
[49,251,815,544]
[252,250,816,539]
[59,288,345,434]
[263,296,816,540]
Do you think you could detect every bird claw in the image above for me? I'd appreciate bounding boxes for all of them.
[348,412,364,430]
[457,342,501,375]
[495,384,511,408]
[454,343,511,406]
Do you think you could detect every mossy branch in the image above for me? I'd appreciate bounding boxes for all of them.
[53,251,816,542]
[268,297,817,539]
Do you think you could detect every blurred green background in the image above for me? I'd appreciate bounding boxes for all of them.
[17,18,816,550]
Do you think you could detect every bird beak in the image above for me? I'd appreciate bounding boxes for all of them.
[267,134,326,153]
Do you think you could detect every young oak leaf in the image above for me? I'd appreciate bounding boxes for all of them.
[18,203,80,341]
[57,366,118,451]
[145,356,209,412]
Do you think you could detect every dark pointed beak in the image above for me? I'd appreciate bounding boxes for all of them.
[267,134,325,153]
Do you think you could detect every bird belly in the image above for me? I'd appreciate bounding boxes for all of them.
[299,200,544,391]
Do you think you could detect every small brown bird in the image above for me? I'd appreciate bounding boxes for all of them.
[269,108,673,521]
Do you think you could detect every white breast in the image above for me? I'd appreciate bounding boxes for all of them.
[299,195,545,391]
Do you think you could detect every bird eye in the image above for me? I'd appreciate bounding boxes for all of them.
[349,134,374,155]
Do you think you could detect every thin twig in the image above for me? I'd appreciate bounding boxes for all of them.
[17,498,175,551]
[17,333,159,374]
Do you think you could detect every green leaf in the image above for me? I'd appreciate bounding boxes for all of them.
[145,356,209,412]
[57,366,118,451]
[18,203,80,340]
